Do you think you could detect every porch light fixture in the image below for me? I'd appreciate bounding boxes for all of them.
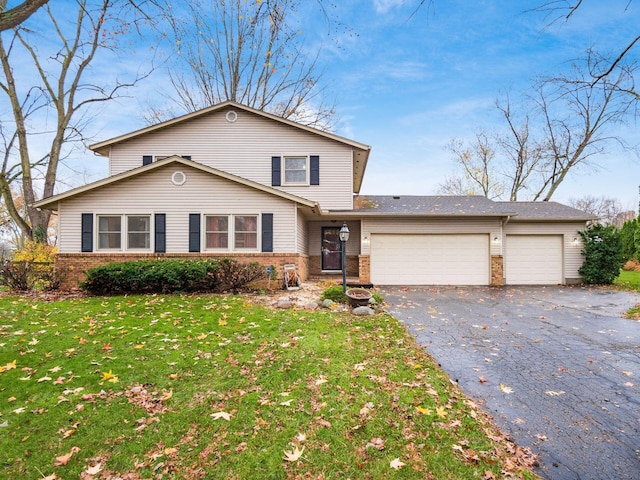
[339,223,350,293]
[492,236,500,243]
[572,237,579,246]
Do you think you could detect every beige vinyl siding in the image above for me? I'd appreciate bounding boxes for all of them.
[307,221,361,257]
[360,217,501,255]
[296,209,308,254]
[58,164,297,254]
[503,221,586,282]
[108,110,354,210]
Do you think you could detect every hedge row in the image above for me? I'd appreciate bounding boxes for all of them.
[81,258,266,295]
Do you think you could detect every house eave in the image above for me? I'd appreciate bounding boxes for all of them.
[33,156,317,211]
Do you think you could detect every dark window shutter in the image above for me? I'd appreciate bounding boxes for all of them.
[155,213,166,253]
[142,155,153,166]
[262,213,273,252]
[181,155,191,160]
[271,156,281,186]
[189,214,201,252]
[81,213,93,252]
[310,155,320,185]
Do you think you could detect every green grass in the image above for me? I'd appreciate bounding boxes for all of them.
[0,294,538,479]
[614,269,640,292]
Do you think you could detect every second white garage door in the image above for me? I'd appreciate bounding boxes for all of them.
[370,234,490,285]
[505,235,563,285]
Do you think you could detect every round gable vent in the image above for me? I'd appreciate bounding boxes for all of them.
[171,170,186,186]
[225,110,238,123]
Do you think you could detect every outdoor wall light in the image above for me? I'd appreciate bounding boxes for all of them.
[492,236,500,243]
[362,236,370,246]
[572,237,579,246]
[339,223,350,293]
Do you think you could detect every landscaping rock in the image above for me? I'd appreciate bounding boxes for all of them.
[321,299,335,309]
[352,306,375,316]
[276,299,293,309]
[304,301,319,310]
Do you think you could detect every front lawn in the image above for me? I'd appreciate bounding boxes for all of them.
[614,269,640,292]
[0,294,537,479]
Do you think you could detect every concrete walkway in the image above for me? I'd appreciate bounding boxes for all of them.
[381,285,640,480]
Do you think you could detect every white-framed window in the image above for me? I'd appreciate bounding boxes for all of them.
[234,215,258,249]
[127,215,151,249]
[203,214,258,250]
[205,215,229,249]
[98,216,122,249]
[283,156,309,185]
[97,214,151,251]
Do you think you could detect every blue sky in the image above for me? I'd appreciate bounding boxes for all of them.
[44,0,640,210]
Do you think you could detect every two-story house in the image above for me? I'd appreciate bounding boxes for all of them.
[34,101,594,289]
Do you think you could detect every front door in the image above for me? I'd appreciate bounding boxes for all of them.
[321,227,342,271]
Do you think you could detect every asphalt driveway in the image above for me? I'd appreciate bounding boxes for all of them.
[381,285,640,480]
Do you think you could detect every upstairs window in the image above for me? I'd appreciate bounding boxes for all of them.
[283,156,308,185]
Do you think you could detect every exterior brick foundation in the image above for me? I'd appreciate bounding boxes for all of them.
[56,253,309,290]
[308,255,359,277]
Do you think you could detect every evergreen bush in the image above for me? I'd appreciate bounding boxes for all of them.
[578,224,624,284]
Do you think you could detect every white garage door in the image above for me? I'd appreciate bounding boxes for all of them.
[370,234,490,285]
[505,235,563,285]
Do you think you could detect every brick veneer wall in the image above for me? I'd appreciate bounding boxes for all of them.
[491,255,504,286]
[358,255,370,284]
[56,253,309,290]
[308,255,359,277]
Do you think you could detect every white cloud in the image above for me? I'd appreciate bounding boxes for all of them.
[372,0,406,15]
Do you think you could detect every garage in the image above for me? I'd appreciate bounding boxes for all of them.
[370,234,490,285]
[505,235,563,285]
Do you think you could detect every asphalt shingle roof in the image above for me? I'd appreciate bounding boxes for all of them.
[349,195,594,220]
[494,201,596,220]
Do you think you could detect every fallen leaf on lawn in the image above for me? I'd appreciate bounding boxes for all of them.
[478,375,488,383]
[53,377,65,385]
[0,420,9,428]
[416,406,431,415]
[280,399,293,406]
[84,463,103,475]
[500,384,513,394]
[54,446,80,466]
[37,375,52,383]
[49,366,62,373]
[161,389,173,402]
[366,438,385,450]
[283,445,304,462]
[3,360,17,371]
[13,407,26,414]
[42,475,58,480]
[61,429,76,439]
[436,406,447,418]
[389,458,405,470]
[211,411,231,421]
[452,444,464,452]
[101,370,117,382]
[545,390,565,396]
[7,396,16,402]
[315,376,328,385]
[295,432,307,443]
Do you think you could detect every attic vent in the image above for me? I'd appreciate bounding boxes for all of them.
[393,196,400,199]
[171,170,187,186]
[225,110,238,123]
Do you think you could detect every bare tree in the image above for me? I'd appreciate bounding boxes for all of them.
[534,1,639,98]
[440,50,638,201]
[150,0,335,129]
[0,0,155,242]
[531,50,638,200]
[568,195,626,226]
[0,0,48,31]
[437,132,505,199]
